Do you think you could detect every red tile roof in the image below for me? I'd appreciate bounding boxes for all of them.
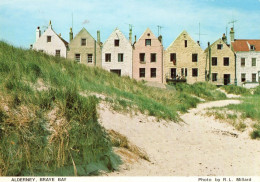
[232,39,260,52]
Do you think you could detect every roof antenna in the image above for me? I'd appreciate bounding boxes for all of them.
[195,22,207,45]
[72,12,74,31]
[157,25,163,36]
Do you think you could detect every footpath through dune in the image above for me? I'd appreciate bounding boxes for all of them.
[99,99,260,176]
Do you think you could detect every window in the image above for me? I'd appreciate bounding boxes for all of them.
[81,38,86,46]
[87,54,93,63]
[192,54,198,62]
[151,68,156,78]
[139,68,145,78]
[212,57,217,66]
[181,68,184,76]
[105,53,111,62]
[114,39,119,46]
[241,58,245,67]
[241,73,246,82]
[151,53,156,62]
[185,40,187,47]
[192,68,198,77]
[212,73,218,82]
[139,53,145,62]
[118,53,124,62]
[145,39,151,46]
[47,36,51,42]
[75,54,80,62]
[185,68,188,77]
[252,58,256,66]
[217,44,223,50]
[55,50,60,57]
[170,68,176,78]
[223,57,229,66]
[250,45,255,51]
[170,53,177,65]
[252,74,257,82]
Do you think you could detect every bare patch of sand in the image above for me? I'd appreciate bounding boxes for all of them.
[99,100,260,176]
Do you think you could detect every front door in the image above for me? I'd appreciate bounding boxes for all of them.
[224,74,230,85]
[171,68,176,79]
[110,69,121,76]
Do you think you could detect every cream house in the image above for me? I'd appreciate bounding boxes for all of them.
[101,28,132,77]
[33,21,68,58]
[205,35,235,85]
[163,30,206,84]
[67,28,102,67]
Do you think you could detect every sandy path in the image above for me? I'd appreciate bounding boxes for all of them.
[99,99,260,176]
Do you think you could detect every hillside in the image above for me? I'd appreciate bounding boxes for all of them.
[0,41,227,176]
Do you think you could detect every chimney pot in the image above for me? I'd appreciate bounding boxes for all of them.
[97,30,100,45]
[36,26,41,42]
[69,27,73,42]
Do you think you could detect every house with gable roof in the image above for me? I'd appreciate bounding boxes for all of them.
[67,27,102,67]
[163,30,206,84]
[101,28,132,77]
[205,34,235,85]
[132,28,163,83]
[33,21,68,58]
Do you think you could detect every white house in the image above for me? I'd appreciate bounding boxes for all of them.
[101,28,132,77]
[232,39,260,88]
[33,21,68,58]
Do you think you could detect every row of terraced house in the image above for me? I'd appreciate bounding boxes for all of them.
[32,21,260,88]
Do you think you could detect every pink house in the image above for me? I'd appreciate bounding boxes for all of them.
[133,28,163,83]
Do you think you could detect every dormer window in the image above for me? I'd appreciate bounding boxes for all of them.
[114,39,119,47]
[250,45,255,51]
[47,36,51,42]
[217,44,223,50]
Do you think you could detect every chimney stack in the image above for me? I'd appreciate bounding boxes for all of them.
[197,41,200,46]
[69,27,73,42]
[49,20,52,28]
[158,35,163,43]
[230,27,234,42]
[97,30,100,45]
[36,26,41,42]
[222,33,227,44]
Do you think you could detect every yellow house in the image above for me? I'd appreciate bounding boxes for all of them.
[163,30,206,84]
[205,36,235,85]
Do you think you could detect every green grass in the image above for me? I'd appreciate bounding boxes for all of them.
[170,82,227,101]
[221,85,251,96]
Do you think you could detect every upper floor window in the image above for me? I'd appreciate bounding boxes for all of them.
[185,40,187,47]
[151,53,156,62]
[47,36,51,42]
[114,39,119,47]
[212,57,217,66]
[223,57,229,66]
[252,58,256,66]
[145,39,151,46]
[118,53,124,62]
[170,53,176,65]
[81,38,86,46]
[217,44,223,50]
[192,54,198,62]
[140,53,145,62]
[241,58,245,67]
[105,53,111,62]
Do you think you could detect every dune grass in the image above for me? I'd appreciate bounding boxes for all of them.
[221,85,251,96]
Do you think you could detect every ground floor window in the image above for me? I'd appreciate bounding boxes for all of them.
[139,68,145,78]
[110,69,121,76]
[192,68,198,77]
[55,50,60,57]
[151,68,156,78]
[87,54,93,63]
[252,73,257,82]
[118,53,124,62]
[105,53,111,62]
[241,73,246,82]
[212,73,217,82]
[75,53,81,62]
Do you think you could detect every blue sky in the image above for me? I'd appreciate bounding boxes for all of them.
[0,0,260,49]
